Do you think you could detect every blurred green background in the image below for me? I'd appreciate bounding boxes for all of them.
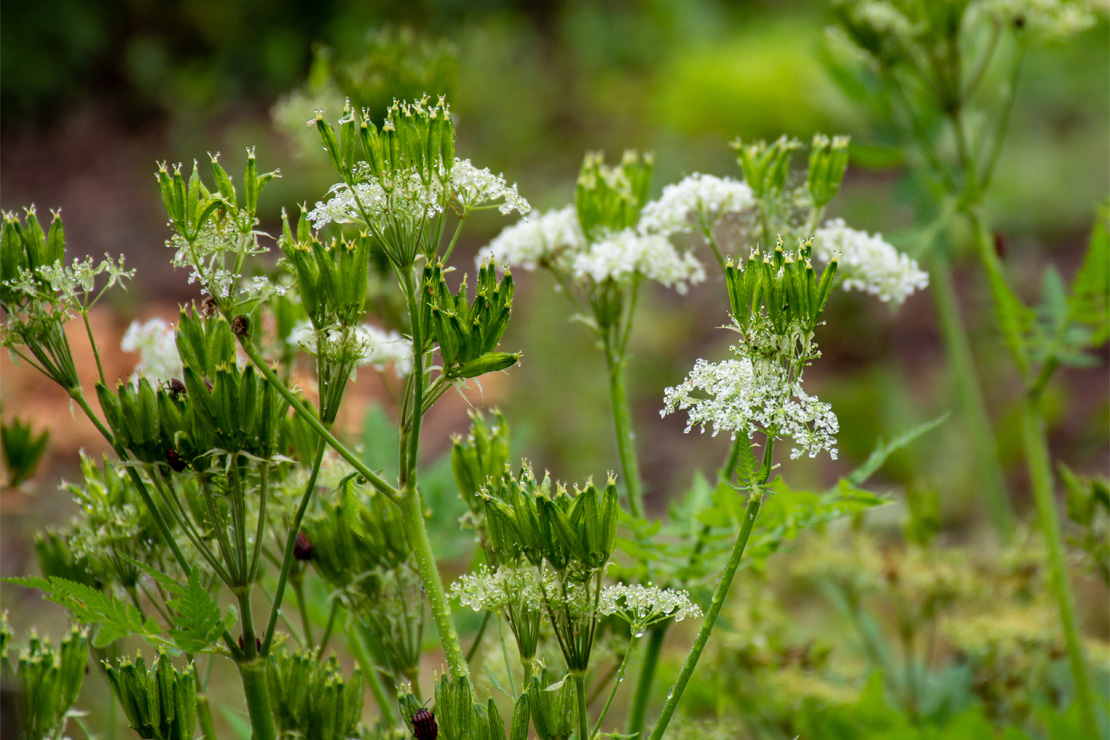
[2,0,1107,548]
[1,4,1107,735]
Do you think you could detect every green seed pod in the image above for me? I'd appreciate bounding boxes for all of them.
[451,410,510,512]
[527,669,577,740]
[509,692,531,740]
[807,134,850,208]
[12,627,89,740]
[106,653,197,740]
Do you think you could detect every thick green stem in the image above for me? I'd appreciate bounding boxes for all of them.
[646,494,764,740]
[1021,396,1100,737]
[605,347,644,517]
[397,486,470,680]
[348,624,398,727]
[626,624,666,738]
[572,672,589,740]
[237,660,277,740]
[928,250,1015,539]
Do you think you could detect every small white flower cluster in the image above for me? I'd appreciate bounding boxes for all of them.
[308,158,529,231]
[970,0,1096,38]
[850,1,921,38]
[638,174,755,237]
[450,159,530,216]
[239,275,289,302]
[450,565,548,614]
[307,168,444,229]
[813,219,928,306]
[36,254,134,304]
[598,583,702,634]
[571,229,706,294]
[481,208,705,293]
[121,318,183,383]
[477,207,585,271]
[661,354,839,460]
[288,321,412,377]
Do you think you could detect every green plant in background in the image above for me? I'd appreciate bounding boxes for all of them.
[1,5,1104,733]
[1,415,49,489]
[825,1,1107,735]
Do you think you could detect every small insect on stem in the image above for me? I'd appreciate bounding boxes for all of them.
[163,378,187,399]
[411,706,438,740]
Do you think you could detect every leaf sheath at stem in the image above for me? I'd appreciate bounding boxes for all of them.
[237,660,277,740]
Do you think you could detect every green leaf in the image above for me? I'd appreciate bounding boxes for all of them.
[1069,217,1110,346]
[4,576,161,648]
[167,569,232,653]
[119,555,186,596]
[846,413,948,487]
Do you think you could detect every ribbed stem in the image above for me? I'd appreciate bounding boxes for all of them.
[1020,395,1099,737]
[606,347,644,517]
[196,692,218,740]
[237,660,276,740]
[397,485,469,679]
[591,638,637,738]
[963,210,1098,737]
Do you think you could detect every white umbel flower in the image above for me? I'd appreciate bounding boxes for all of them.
[450,159,530,216]
[599,583,702,635]
[477,206,586,271]
[638,174,756,237]
[813,219,928,306]
[121,318,182,383]
[449,565,549,613]
[661,355,839,460]
[572,228,706,294]
[289,321,412,377]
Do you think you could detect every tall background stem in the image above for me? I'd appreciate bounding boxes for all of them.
[928,250,1015,539]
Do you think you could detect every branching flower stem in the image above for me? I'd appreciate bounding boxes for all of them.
[591,637,637,739]
[627,423,747,738]
[646,434,774,740]
[261,438,327,655]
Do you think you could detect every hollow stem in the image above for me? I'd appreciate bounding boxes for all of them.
[397,485,470,680]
